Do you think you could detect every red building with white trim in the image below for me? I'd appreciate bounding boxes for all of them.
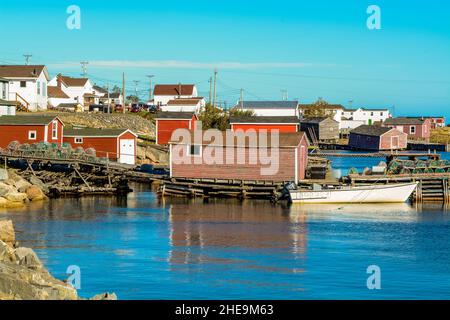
[155,112,197,145]
[169,131,309,182]
[63,128,137,164]
[230,116,299,133]
[0,115,64,148]
[383,117,431,142]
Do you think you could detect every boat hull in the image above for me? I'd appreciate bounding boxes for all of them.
[289,182,418,204]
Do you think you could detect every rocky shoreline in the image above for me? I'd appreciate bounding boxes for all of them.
[0,168,48,208]
[0,219,117,300]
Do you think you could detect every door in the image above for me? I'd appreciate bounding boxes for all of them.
[119,139,135,165]
[391,136,399,149]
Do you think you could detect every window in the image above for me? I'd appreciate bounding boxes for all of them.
[20,81,26,88]
[74,137,83,144]
[371,112,374,116]
[410,126,416,134]
[1,82,6,99]
[187,145,202,156]
[28,130,37,140]
[37,82,41,95]
[380,112,383,116]
[52,121,58,139]
[43,82,46,96]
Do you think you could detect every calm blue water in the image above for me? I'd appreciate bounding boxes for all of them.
[2,183,450,300]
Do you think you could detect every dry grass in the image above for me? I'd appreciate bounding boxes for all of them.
[430,128,450,144]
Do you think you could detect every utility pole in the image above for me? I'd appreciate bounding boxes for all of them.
[23,54,32,65]
[133,80,140,100]
[240,88,244,110]
[146,75,154,102]
[281,89,288,101]
[122,72,126,114]
[107,82,110,114]
[213,69,218,108]
[208,77,213,105]
[80,61,89,77]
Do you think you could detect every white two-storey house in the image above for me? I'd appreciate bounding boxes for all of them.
[0,65,49,111]
[48,74,96,108]
[0,77,16,116]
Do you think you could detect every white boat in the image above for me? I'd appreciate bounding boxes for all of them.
[288,182,418,204]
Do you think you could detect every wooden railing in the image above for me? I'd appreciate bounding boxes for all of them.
[15,93,30,112]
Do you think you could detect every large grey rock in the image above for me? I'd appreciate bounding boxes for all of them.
[29,176,49,194]
[4,192,28,203]
[0,220,15,246]
[0,241,16,263]
[14,179,32,193]
[0,182,16,197]
[14,247,43,270]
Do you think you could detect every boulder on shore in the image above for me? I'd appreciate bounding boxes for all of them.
[26,186,46,202]
[0,220,15,246]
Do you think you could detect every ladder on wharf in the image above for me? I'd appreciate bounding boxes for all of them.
[344,173,450,203]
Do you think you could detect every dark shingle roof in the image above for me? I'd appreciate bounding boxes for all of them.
[155,111,195,119]
[237,101,298,109]
[64,128,132,137]
[350,125,393,136]
[230,116,299,124]
[61,76,89,87]
[48,86,70,98]
[0,115,58,125]
[384,117,425,125]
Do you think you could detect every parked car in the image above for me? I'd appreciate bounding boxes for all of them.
[114,104,130,113]
[147,104,159,113]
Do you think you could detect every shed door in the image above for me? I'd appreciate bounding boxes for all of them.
[119,139,135,165]
[391,136,399,149]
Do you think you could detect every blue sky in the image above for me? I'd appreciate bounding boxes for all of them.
[0,0,449,116]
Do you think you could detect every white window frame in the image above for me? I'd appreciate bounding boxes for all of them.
[410,126,416,134]
[37,81,41,95]
[187,144,202,157]
[74,137,83,144]
[51,120,58,139]
[28,130,37,140]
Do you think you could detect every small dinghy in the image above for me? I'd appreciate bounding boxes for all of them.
[287,182,418,204]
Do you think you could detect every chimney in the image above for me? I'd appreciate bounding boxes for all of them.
[178,83,182,98]
[57,73,63,89]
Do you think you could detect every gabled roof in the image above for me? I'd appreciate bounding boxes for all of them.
[153,84,195,96]
[155,111,196,120]
[167,97,204,106]
[64,127,136,137]
[350,125,394,136]
[170,130,307,148]
[300,117,337,124]
[0,115,60,126]
[48,86,70,99]
[61,76,89,87]
[237,101,298,109]
[93,85,108,94]
[0,77,8,82]
[384,117,426,125]
[0,65,49,80]
[230,116,299,124]
[299,103,344,110]
[108,92,122,99]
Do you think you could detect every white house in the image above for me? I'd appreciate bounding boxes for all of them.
[153,84,198,106]
[161,97,205,113]
[0,77,16,116]
[342,108,391,126]
[48,74,95,108]
[0,65,49,111]
[298,103,344,123]
[235,101,299,117]
[47,80,72,108]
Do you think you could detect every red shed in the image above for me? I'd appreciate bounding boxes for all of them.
[349,125,407,151]
[383,117,431,142]
[63,128,137,165]
[169,130,309,183]
[230,116,299,133]
[0,115,64,148]
[155,111,197,145]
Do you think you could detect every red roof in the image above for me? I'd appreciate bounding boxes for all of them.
[48,86,69,98]
[61,75,89,87]
[0,65,47,79]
